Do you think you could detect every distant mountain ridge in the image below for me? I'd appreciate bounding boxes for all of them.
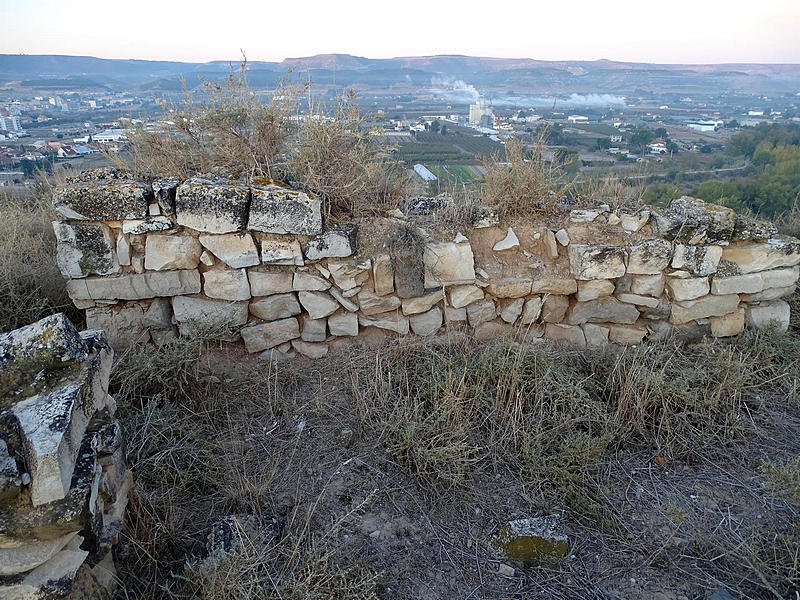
[1,53,799,94]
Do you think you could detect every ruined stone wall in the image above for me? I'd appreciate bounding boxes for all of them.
[1,314,130,598]
[52,169,800,357]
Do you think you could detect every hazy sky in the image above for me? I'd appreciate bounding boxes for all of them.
[2,0,799,64]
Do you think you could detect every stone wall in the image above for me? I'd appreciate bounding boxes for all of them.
[52,169,800,356]
[0,314,130,598]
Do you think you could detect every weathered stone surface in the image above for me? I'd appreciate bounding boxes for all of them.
[304,225,357,260]
[492,516,568,562]
[409,307,443,336]
[392,247,424,299]
[627,239,673,275]
[616,293,661,308]
[0,531,79,577]
[651,196,736,244]
[449,285,484,308]
[328,312,359,336]
[609,324,647,345]
[541,295,570,323]
[372,254,394,296]
[358,291,402,315]
[53,222,120,279]
[569,245,626,280]
[630,274,665,297]
[298,291,340,320]
[291,339,328,359]
[86,305,149,349]
[710,308,745,337]
[329,287,359,312]
[671,244,722,276]
[467,300,496,327]
[424,241,475,287]
[444,306,467,322]
[710,273,764,295]
[402,290,444,315]
[203,269,251,301]
[493,227,520,251]
[55,180,151,221]
[577,280,614,302]
[0,438,21,501]
[328,259,372,291]
[746,300,790,332]
[740,285,797,302]
[721,238,800,273]
[300,317,327,342]
[172,296,249,329]
[473,321,517,341]
[250,293,301,321]
[116,232,131,267]
[175,176,249,233]
[358,313,409,334]
[620,210,650,233]
[544,324,586,347]
[249,179,322,235]
[570,209,599,223]
[248,271,294,296]
[519,297,543,325]
[240,318,300,353]
[555,229,570,246]
[485,279,532,299]
[198,233,259,268]
[292,272,331,292]
[542,229,558,259]
[582,323,609,346]
[152,177,179,216]
[669,294,740,325]
[121,216,173,234]
[499,298,525,323]
[732,213,777,242]
[567,297,640,325]
[145,234,202,271]
[666,276,710,301]
[261,239,304,266]
[1,534,89,598]
[530,278,578,295]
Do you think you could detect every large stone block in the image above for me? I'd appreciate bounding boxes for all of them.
[568,245,626,280]
[298,291,340,320]
[250,293,301,321]
[519,297,543,325]
[671,244,722,276]
[86,305,149,349]
[630,274,665,297]
[626,239,673,275]
[746,300,790,332]
[328,312,359,337]
[666,276,710,301]
[567,297,640,325]
[261,239,304,266]
[449,285,484,308]
[608,324,647,345]
[304,225,357,260]
[466,300,496,326]
[710,308,745,337]
[651,196,736,244]
[669,294,740,325]
[67,270,201,301]
[171,296,249,329]
[293,272,331,292]
[53,222,120,279]
[358,313,410,335]
[248,271,294,296]
[358,290,402,315]
[203,269,251,301]
[144,234,202,271]
[721,238,800,274]
[175,176,250,233]
[240,318,300,353]
[423,240,475,287]
[409,307,443,336]
[248,179,322,235]
[372,254,394,296]
[541,295,570,323]
[198,233,260,268]
[54,179,151,221]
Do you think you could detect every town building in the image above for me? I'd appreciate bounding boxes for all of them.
[469,99,492,125]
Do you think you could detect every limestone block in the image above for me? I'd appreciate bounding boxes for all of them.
[358,313,410,335]
[240,318,300,353]
[86,305,149,349]
[732,213,778,242]
[544,323,586,347]
[568,245,626,280]
[745,300,790,332]
[467,300,496,327]
[53,222,120,279]
[651,196,735,244]
[444,306,467,322]
[423,240,475,287]
[666,276,710,301]
[609,324,647,345]
[493,227,520,251]
[616,293,661,308]
[582,323,609,346]
[542,229,558,259]
[485,279,532,299]
[144,234,202,271]
[541,295,570,323]
[304,225,357,260]
[300,317,327,342]
[669,294,740,325]
[577,280,615,302]
[519,297,543,325]
[449,285,484,308]
[116,232,131,267]
[328,259,372,291]
[291,339,328,359]
[671,244,722,276]
[152,176,179,215]
[570,209,600,223]
[740,285,797,302]
[473,321,517,341]
[762,266,800,289]
[409,307,443,336]
[0,534,89,598]
[292,272,331,292]
[372,254,394,296]
[198,233,259,268]
[620,210,650,233]
[710,308,745,337]
[499,298,525,323]
[721,237,800,273]
[555,229,570,246]
[261,239,304,266]
[248,179,322,235]
[710,273,764,295]
[392,247,424,299]
[358,290,402,315]
[328,312,359,337]
[54,179,151,221]
[631,274,665,297]
[626,239,673,275]
[175,176,249,233]
[250,293,301,321]
[248,271,294,296]
[567,297,640,325]
[172,296,249,329]
[402,290,444,315]
[329,287,359,312]
[203,269,251,301]
[121,217,173,235]
[530,278,578,295]
[0,531,79,577]
[298,291,340,320]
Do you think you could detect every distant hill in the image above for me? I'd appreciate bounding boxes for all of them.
[1,53,799,94]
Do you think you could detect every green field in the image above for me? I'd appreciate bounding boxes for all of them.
[571,123,621,136]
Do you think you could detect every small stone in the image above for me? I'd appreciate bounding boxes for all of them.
[542,229,558,259]
[491,516,568,562]
[569,209,599,223]
[498,563,516,577]
[304,225,357,259]
[449,285,484,308]
[293,272,331,292]
[555,229,570,246]
[330,287,359,312]
[466,300,496,326]
[493,227,520,251]
[500,298,525,323]
[261,239,304,266]
[291,339,328,359]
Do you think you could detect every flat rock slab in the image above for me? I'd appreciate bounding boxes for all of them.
[249,179,322,235]
[198,233,260,268]
[172,297,249,330]
[652,196,736,244]
[241,318,300,353]
[66,270,201,301]
[423,241,475,287]
[721,237,800,274]
[304,225,357,260]
[54,180,151,221]
[175,176,250,233]
[53,222,120,279]
[569,245,626,280]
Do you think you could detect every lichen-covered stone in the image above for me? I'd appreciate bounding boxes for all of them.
[54,179,151,221]
[175,175,250,233]
[671,244,722,276]
[152,177,180,216]
[626,239,673,275]
[53,222,120,279]
[732,213,777,242]
[304,225,357,260]
[249,179,322,235]
[121,216,173,234]
[261,239,304,266]
[651,196,736,244]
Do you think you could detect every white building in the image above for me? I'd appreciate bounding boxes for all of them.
[469,99,492,125]
[610,134,623,143]
[414,164,437,182]
[0,116,22,132]
[93,129,127,143]
[687,121,717,133]
[567,115,589,123]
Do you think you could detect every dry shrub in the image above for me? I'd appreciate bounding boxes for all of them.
[480,129,571,219]
[572,168,648,210]
[290,90,408,219]
[0,177,79,332]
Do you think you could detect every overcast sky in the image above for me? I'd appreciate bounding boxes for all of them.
[2,0,799,64]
